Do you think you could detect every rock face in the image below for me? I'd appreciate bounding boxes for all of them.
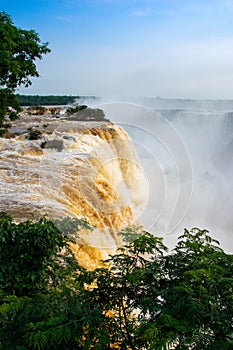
[0,113,147,268]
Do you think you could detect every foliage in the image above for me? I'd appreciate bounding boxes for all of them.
[66,104,109,122]
[17,95,78,106]
[0,214,232,349]
[90,227,233,349]
[17,95,99,107]
[66,104,88,114]
[0,12,50,135]
[0,213,106,350]
[53,216,94,241]
[0,212,78,297]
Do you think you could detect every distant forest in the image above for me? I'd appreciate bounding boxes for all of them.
[17,95,98,106]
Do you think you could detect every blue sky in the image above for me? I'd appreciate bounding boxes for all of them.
[2,0,233,98]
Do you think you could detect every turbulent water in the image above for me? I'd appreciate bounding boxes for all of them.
[96,101,233,253]
[158,108,233,252]
[0,114,147,268]
[1,101,233,267]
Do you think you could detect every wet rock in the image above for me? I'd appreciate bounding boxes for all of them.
[41,139,64,151]
[63,135,76,141]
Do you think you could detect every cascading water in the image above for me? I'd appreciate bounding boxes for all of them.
[0,113,147,268]
[162,109,233,252]
[1,101,233,269]
[97,102,233,253]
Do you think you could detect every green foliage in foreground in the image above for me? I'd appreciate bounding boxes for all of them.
[0,214,232,349]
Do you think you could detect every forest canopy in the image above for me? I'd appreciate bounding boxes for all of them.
[0,213,232,349]
[17,95,99,106]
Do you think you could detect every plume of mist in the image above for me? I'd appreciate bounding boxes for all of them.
[82,97,233,253]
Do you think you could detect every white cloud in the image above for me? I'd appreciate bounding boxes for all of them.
[19,0,233,100]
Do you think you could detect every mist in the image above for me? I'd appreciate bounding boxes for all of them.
[85,98,233,253]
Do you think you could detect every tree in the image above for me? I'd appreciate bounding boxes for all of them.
[0,213,81,297]
[91,228,233,349]
[0,213,232,349]
[0,214,108,350]
[0,12,50,135]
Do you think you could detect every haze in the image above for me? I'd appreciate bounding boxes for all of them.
[2,0,233,99]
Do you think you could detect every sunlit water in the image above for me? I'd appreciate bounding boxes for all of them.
[0,115,147,268]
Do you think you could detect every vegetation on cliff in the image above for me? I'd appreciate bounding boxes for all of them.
[66,104,109,122]
[0,12,50,136]
[0,213,232,349]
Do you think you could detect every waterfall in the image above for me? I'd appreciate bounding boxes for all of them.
[98,102,233,253]
[0,115,147,268]
[1,102,232,267]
